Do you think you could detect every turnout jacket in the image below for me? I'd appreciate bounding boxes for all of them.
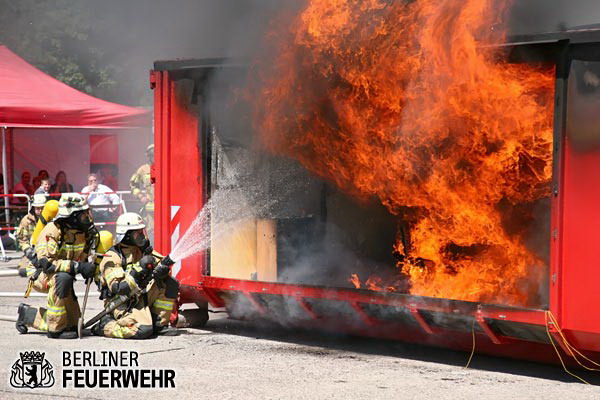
[16,213,36,250]
[35,222,92,273]
[129,164,154,212]
[98,244,161,300]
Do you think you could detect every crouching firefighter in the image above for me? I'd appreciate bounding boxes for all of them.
[92,212,179,339]
[16,194,48,278]
[16,194,97,339]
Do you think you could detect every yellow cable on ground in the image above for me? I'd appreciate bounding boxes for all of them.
[544,311,591,384]
[464,316,476,369]
[546,311,600,371]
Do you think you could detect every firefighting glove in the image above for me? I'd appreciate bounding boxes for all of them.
[74,261,96,280]
[131,255,155,287]
[142,244,153,256]
[24,247,36,262]
[38,258,53,274]
[153,263,170,280]
[110,280,131,296]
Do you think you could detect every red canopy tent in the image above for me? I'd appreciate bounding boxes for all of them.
[0,46,150,212]
[0,45,149,128]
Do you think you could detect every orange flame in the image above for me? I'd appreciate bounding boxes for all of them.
[253,0,554,307]
[349,273,361,289]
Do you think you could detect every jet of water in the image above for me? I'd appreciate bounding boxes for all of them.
[168,136,311,262]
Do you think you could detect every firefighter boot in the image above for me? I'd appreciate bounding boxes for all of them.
[91,314,114,337]
[153,314,180,336]
[16,303,36,334]
[47,328,77,339]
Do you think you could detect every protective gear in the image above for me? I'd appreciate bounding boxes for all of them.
[64,209,94,231]
[115,212,146,244]
[153,263,170,280]
[28,221,94,335]
[39,258,52,274]
[123,229,149,248]
[154,324,179,336]
[130,265,152,287]
[56,193,89,218]
[24,247,36,262]
[97,246,178,339]
[16,213,38,277]
[146,143,154,157]
[54,272,75,298]
[139,254,156,270]
[32,193,47,207]
[16,303,37,334]
[96,230,114,254]
[75,261,96,280]
[30,199,59,246]
[153,254,173,280]
[130,162,154,236]
[91,314,114,336]
[111,281,131,296]
[47,330,78,339]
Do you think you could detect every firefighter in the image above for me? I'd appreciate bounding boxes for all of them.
[92,212,179,339]
[16,194,47,278]
[130,144,154,239]
[15,193,97,339]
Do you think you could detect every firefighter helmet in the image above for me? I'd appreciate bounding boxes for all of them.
[115,212,147,245]
[56,193,89,217]
[31,194,47,207]
[146,144,154,155]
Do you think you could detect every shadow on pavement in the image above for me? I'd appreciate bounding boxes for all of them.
[196,316,600,385]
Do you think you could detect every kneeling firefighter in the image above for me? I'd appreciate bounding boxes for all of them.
[16,194,97,339]
[92,212,179,338]
[16,194,48,278]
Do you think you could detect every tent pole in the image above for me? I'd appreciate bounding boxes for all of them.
[1,127,9,224]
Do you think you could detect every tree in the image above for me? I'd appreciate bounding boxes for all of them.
[0,0,125,102]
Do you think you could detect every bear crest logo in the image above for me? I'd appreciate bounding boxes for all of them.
[10,351,55,389]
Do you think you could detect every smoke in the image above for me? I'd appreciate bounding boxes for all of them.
[510,0,600,35]
[85,0,290,106]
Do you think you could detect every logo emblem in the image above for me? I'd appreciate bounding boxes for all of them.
[10,351,55,389]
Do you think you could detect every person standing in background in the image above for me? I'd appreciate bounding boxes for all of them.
[130,144,154,239]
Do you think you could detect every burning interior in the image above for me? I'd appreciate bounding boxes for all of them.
[193,0,556,310]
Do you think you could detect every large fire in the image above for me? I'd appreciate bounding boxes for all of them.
[252,0,555,307]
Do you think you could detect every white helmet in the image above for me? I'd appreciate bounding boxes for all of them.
[31,194,47,207]
[115,212,146,244]
[56,193,89,218]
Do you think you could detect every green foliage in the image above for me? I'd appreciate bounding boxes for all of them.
[0,0,126,102]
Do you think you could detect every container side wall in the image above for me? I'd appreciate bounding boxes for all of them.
[560,58,600,349]
[152,71,205,287]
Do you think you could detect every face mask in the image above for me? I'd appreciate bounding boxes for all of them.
[75,210,93,230]
[125,229,149,248]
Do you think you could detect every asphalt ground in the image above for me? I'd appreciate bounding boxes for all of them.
[0,251,598,399]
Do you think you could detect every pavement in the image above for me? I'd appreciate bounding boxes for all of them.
[0,251,598,399]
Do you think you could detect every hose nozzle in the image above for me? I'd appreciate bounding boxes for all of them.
[161,254,175,267]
